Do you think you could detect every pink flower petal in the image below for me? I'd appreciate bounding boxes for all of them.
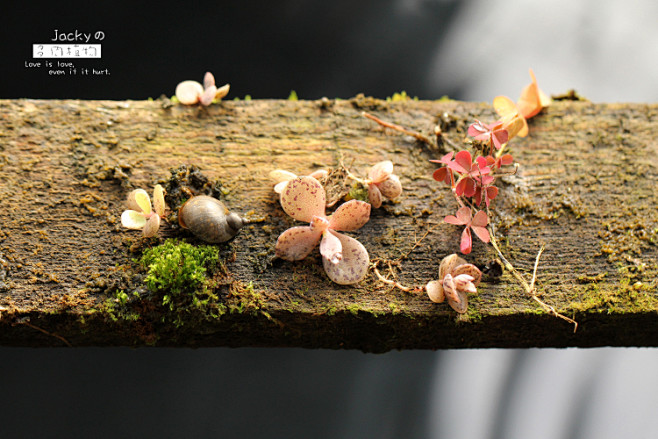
[442,274,459,303]
[471,210,489,228]
[443,274,469,313]
[329,200,371,231]
[500,154,514,166]
[378,174,402,199]
[320,230,343,264]
[199,85,217,106]
[280,176,326,223]
[492,130,509,149]
[452,150,472,174]
[368,161,394,184]
[143,214,161,237]
[429,152,454,165]
[448,289,469,314]
[456,206,472,224]
[471,226,490,244]
[460,227,472,254]
[275,226,323,261]
[445,206,470,226]
[203,72,216,89]
[461,177,477,197]
[368,184,382,208]
[452,263,482,287]
[486,186,499,200]
[453,274,476,293]
[322,231,370,285]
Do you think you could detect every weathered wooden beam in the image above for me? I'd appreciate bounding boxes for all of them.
[0,97,656,351]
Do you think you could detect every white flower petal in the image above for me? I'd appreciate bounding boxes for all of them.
[175,80,203,105]
[121,210,147,230]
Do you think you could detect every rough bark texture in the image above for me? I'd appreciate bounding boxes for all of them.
[0,97,656,351]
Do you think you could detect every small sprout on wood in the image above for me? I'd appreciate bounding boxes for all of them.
[275,176,371,285]
[175,72,230,106]
[342,160,403,208]
[121,184,166,237]
[426,254,482,314]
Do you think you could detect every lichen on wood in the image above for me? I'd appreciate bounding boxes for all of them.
[0,98,656,350]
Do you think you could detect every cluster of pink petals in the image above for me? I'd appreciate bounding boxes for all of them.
[121,185,166,238]
[175,72,230,106]
[367,161,402,208]
[275,176,371,285]
[467,120,509,150]
[426,254,482,313]
[444,206,490,255]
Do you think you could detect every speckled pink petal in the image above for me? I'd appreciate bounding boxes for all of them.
[452,263,482,287]
[280,176,326,223]
[143,214,161,238]
[121,210,147,230]
[203,72,216,89]
[378,174,402,199]
[153,184,165,217]
[448,289,469,314]
[368,184,382,208]
[443,274,468,313]
[426,280,445,303]
[368,160,393,184]
[453,274,476,293]
[175,80,203,105]
[328,200,371,231]
[320,230,343,264]
[322,231,369,285]
[199,85,217,106]
[275,226,322,261]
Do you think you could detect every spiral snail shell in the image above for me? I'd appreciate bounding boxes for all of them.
[178,195,245,243]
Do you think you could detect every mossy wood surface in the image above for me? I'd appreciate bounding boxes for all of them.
[0,97,656,351]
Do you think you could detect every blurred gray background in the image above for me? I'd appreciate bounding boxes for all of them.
[1,0,657,437]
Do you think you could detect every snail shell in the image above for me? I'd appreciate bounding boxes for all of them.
[178,195,245,243]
